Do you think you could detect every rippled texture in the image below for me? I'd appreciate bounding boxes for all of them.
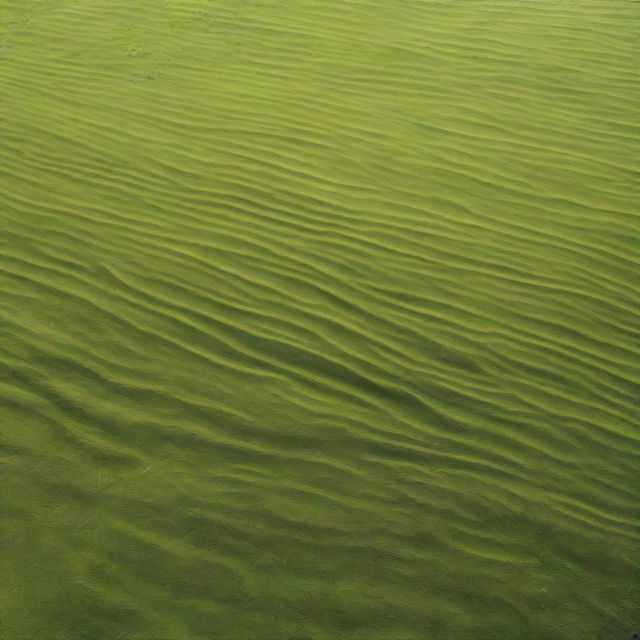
[1,1,638,638]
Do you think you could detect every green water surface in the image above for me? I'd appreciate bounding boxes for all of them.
[1,1,638,638]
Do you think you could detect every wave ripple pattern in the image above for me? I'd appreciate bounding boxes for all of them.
[1,1,638,639]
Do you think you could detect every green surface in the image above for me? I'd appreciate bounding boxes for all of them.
[1,1,638,638]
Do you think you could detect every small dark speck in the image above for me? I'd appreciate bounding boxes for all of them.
[631,633,639,639]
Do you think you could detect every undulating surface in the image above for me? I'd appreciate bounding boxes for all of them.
[1,1,639,638]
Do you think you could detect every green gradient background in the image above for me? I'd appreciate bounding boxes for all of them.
[1,1,638,638]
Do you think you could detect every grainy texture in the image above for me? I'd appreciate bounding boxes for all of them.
[1,1,638,638]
